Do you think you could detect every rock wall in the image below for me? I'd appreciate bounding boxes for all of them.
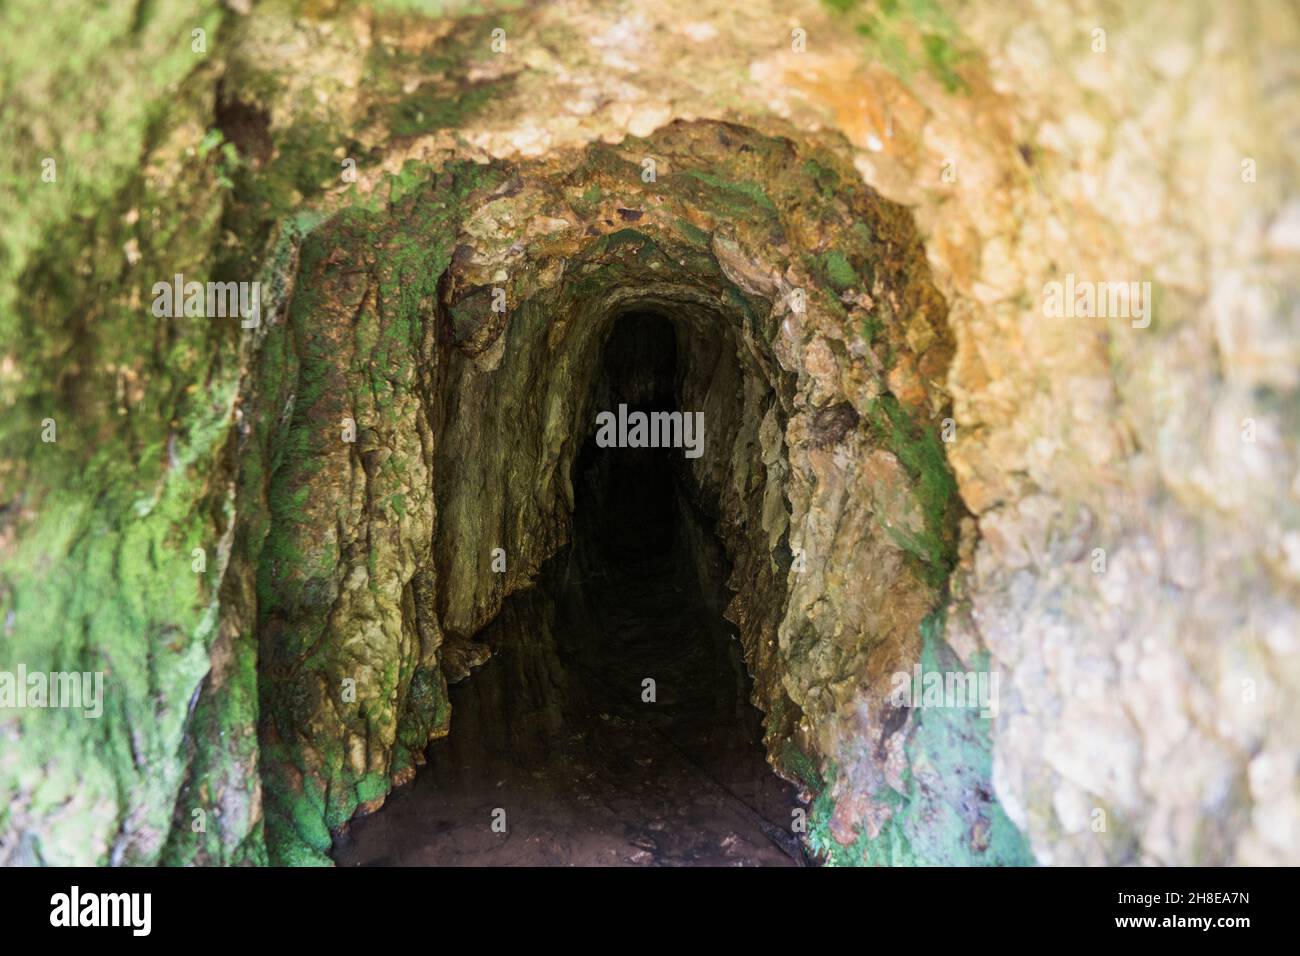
[788,0,1300,866]
[1,0,1294,867]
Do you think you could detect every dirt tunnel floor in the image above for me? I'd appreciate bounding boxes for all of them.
[332,497,804,866]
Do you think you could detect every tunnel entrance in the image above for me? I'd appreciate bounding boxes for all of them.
[331,313,804,866]
[247,123,967,867]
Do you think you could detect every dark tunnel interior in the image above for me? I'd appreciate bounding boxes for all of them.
[332,313,804,866]
[573,312,681,567]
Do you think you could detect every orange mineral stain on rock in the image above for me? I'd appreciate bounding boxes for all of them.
[782,54,927,160]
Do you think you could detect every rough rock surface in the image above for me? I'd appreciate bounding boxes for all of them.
[0,0,1295,867]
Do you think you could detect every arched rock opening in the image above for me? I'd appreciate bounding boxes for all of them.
[250,119,986,865]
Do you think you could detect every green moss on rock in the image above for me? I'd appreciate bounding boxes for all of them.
[808,614,1033,866]
[864,394,960,588]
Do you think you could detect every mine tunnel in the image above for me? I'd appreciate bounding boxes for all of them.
[332,311,804,866]
[238,134,972,868]
[5,0,1288,882]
